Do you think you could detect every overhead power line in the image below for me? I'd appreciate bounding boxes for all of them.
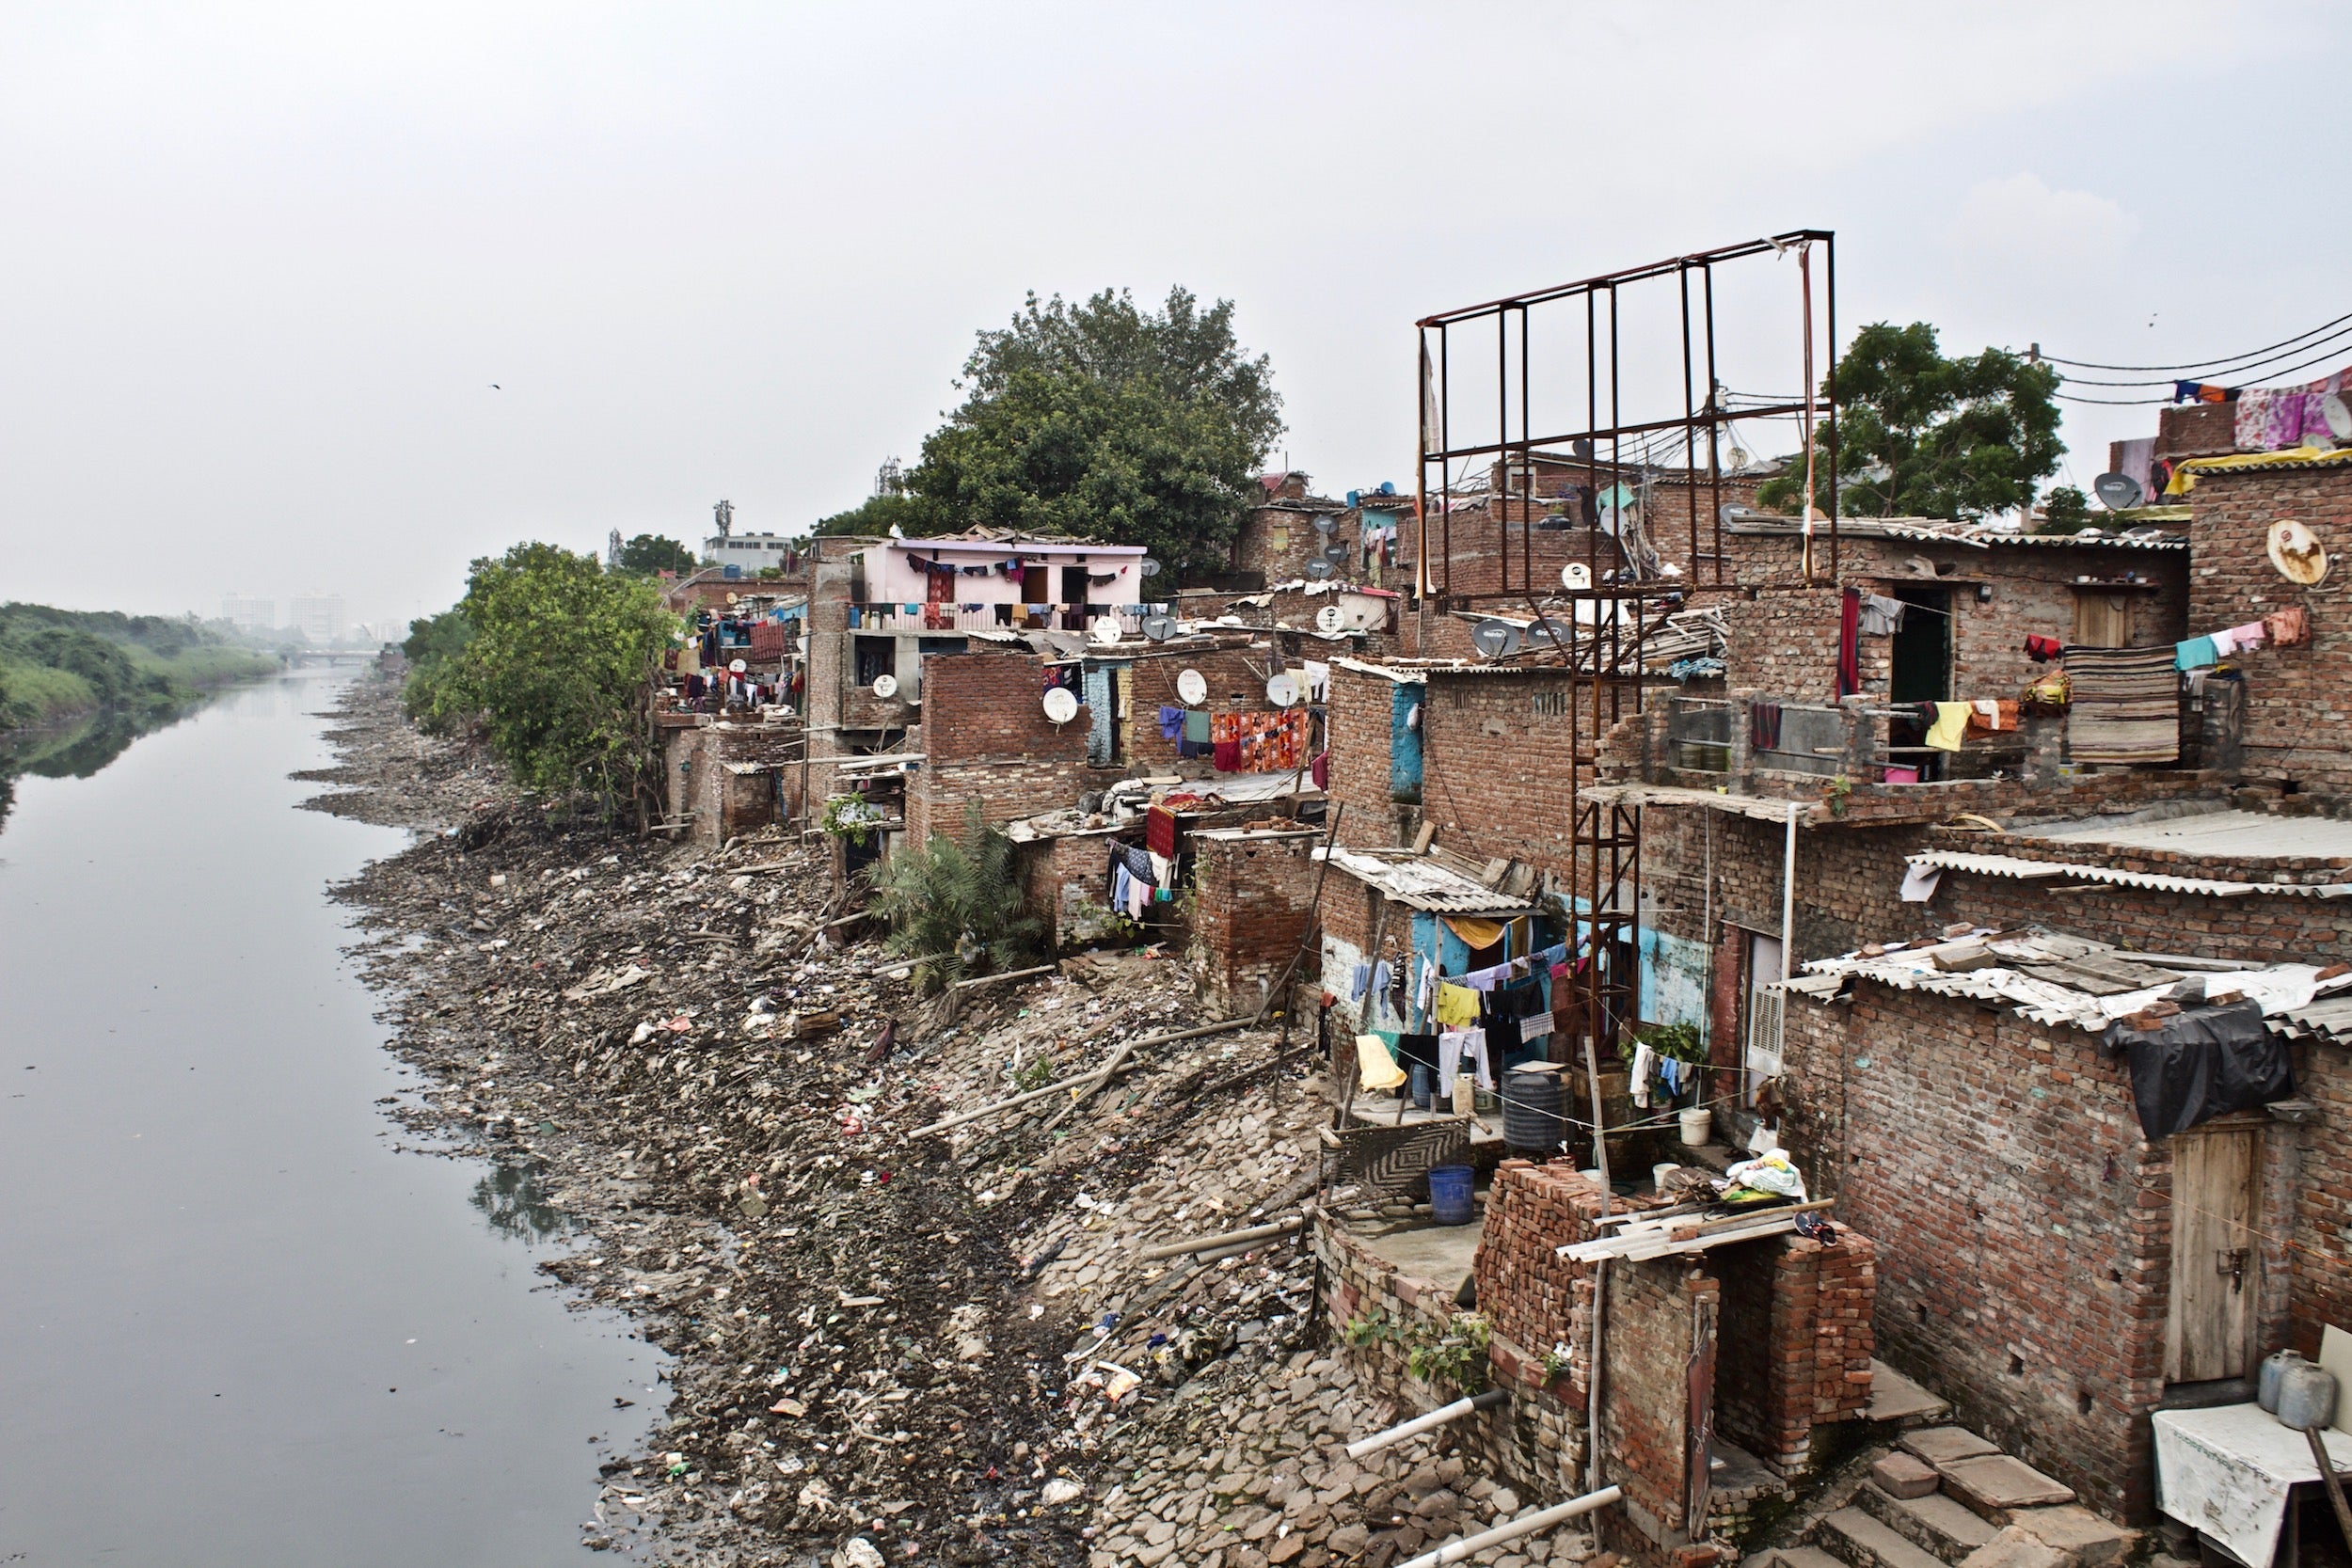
[2055,335,2352,407]
[2044,309,2352,374]
[2058,320,2352,387]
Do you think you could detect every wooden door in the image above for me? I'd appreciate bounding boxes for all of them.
[2166,1122,2262,1383]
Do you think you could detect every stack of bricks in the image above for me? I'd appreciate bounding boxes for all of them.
[1473,1161,1669,1407]
[2186,463,2352,791]
[1186,829,1319,1017]
[1710,1231,1877,1477]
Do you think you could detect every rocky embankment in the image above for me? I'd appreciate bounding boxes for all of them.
[307,673,1595,1568]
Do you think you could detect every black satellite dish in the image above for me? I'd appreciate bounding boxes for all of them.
[1322,540,1350,566]
[1140,613,1174,641]
[1470,618,1523,658]
[1138,558,1162,578]
[1528,616,1574,648]
[2092,473,2143,512]
[1303,559,1334,580]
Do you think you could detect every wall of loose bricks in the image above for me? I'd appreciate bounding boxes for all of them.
[2185,465,2352,792]
[1189,830,1321,1018]
[1325,663,1413,849]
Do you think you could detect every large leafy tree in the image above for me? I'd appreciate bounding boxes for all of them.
[614,533,699,576]
[1757,322,2062,523]
[818,288,1284,573]
[402,544,675,814]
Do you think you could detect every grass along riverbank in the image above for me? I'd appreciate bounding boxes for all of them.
[0,602,280,730]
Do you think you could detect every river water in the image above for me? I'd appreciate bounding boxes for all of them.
[0,673,656,1565]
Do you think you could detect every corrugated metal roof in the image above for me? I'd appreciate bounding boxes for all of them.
[1313,847,1536,915]
[2025,808,2352,863]
[2280,996,2352,1045]
[1788,927,2352,1033]
[1724,512,2184,551]
[1912,848,2352,899]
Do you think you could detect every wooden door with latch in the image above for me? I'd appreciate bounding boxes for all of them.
[2166,1118,2263,1384]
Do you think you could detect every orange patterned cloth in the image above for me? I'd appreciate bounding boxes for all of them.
[1208,710,1310,772]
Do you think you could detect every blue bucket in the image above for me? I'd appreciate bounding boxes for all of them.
[1428,1164,1475,1226]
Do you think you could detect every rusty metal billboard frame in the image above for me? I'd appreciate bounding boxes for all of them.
[1415,228,1840,605]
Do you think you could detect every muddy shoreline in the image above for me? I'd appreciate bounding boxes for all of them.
[309,673,1558,1568]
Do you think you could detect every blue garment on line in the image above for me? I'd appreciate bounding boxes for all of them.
[1158,705,1184,739]
[1350,963,1372,1000]
[2176,635,2218,672]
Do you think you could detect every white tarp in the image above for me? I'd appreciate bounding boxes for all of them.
[2153,1403,2352,1566]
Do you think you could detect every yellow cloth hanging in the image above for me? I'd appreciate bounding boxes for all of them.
[1925,702,1973,752]
[1441,915,1507,950]
[1434,982,1480,1027]
[1354,1033,1406,1091]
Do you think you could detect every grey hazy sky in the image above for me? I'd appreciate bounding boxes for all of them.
[3,2,2342,629]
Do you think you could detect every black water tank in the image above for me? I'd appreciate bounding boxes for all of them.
[1502,1064,1567,1154]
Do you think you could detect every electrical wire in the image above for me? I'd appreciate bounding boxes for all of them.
[2056,334,2352,407]
[2058,319,2352,388]
[2043,309,2352,374]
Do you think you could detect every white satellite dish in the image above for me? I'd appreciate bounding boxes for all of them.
[1303,559,1334,580]
[1140,613,1175,641]
[1314,605,1345,633]
[2327,394,2352,441]
[871,673,898,700]
[1089,618,1123,646]
[2092,473,2143,512]
[1561,562,1593,591]
[1470,619,1522,658]
[1312,514,1338,534]
[1042,687,1080,724]
[1265,673,1299,707]
[729,657,748,673]
[1138,558,1162,578]
[1175,668,1208,706]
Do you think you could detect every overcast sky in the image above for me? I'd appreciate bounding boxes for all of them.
[3,2,2343,628]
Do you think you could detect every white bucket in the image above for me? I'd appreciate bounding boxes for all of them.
[1580,1168,1605,1188]
[1653,1162,1679,1195]
[1678,1107,1713,1147]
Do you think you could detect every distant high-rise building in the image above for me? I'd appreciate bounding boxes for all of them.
[219,594,276,633]
[288,594,346,644]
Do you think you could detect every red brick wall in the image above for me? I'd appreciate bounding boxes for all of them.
[1235,501,1354,583]
[1420,668,1622,881]
[1598,1257,1718,1550]
[1326,663,1413,848]
[2186,465,2352,790]
[904,652,1092,845]
[1710,1232,1876,1474]
[1120,645,1279,772]
[2158,400,2238,460]
[1777,985,2169,1521]
[1189,831,1320,1016]
[1405,502,1627,601]
[1018,831,1124,947]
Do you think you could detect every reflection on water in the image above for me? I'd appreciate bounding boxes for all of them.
[0,705,205,833]
[469,1158,572,1245]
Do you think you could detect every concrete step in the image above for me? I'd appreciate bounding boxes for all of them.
[1816,1506,1951,1568]
[1867,1360,1953,1428]
[1855,1481,1999,1564]
[1936,1454,2075,1527]
[1742,1549,1844,1568]
[1899,1427,1998,1466]
[2002,1505,2135,1568]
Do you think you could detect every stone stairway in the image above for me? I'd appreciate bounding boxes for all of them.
[1747,1369,2142,1568]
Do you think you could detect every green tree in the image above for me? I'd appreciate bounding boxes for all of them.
[818,288,1284,575]
[865,800,1045,994]
[615,533,699,576]
[1757,322,2062,523]
[402,544,676,815]
[2038,485,2090,535]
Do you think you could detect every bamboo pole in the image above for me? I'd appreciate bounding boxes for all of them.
[1137,1215,1305,1261]
[907,1017,1255,1138]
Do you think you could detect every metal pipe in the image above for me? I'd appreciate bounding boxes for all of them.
[1344,1386,1510,1460]
[1139,1215,1304,1261]
[1781,798,1799,997]
[1396,1484,1624,1568]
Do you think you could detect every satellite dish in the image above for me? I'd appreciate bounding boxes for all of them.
[1138,558,1162,578]
[726,593,739,606]
[1726,445,1750,468]
[729,657,749,673]
[1470,618,1523,658]
[1323,544,1351,570]
[1561,562,1593,591]
[1175,668,1208,706]
[1312,514,1338,534]
[871,673,899,700]
[2092,473,2144,512]
[1529,616,1574,647]
[1089,618,1123,646]
[1314,605,1345,633]
[1265,673,1299,707]
[1042,687,1080,724]
[2327,394,2352,441]
[1303,559,1334,580]
[1140,613,1174,641]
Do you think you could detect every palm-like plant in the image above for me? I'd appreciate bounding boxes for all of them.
[865,800,1046,993]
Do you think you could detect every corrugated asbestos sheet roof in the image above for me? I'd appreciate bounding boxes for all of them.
[1313,847,1536,916]
[1725,512,2185,551]
[1788,927,2352,1032]
[2280,996,2352,1045]
[1911,849,2352,899]
[2025,808,2352,862]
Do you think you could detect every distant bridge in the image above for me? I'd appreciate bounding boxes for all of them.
[284,648,382,665]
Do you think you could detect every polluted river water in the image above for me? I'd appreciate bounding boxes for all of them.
[0,673,658,1565]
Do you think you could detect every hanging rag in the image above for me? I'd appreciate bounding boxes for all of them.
[1148,850,1174,887]
[1751,700,1783,752]
[1434,982,1480,1027]
[1157,705,1183,739]
[1964,699,2019,736]
[2227,620,2268,653]
[1310,751,1330,789]
[1437,1027,1494,1097]
[2175,635,2219,672]
[1370,960,1392,1003]
[1145,803,1179,859]
[1629,1040,1656,1108]
[1462,964,1505,992]
[1212,738,1241,770]
[1922,702,1972,752]
[1441,915,1507,949]
[1899,862,1943,903]
[1395,1031,1441,1069]
[1857,593,1906,636]
[1354,1033,1406,1091]
[2024,634,2063,663]
[1836,588,1862,698]
[1349,963,1373,1001]
[2265,604,2311,647]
